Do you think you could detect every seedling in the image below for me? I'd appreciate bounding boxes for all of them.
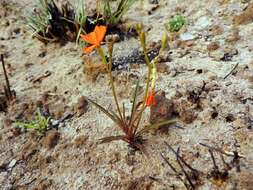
[15,110,50,134]
[80,25,175,151]
[167,14,185,32]
[97,0,135,26]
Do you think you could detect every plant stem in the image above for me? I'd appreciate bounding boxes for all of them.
[133,39,152,134]
[97,47,124,122]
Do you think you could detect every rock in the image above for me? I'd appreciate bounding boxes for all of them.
[208,25,224,36]
[74,96,88,117]
[42,129,60,149]
[179,33,196,41]
[209,50,224,61]
[221,47,238,62]
[156,62,170,74]
[173,98,197,124]
[225,28,240,43]
[150,91,174,124]
[207,42,220,52]
[195,16,212,30]
[7,159,17,170]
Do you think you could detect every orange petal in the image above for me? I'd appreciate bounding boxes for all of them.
[83,44,96,53]
[80,32,97,45]
[146,91,156,106]
[94,25,107,44]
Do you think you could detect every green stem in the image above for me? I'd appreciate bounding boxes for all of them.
[97,47,124,122]
[132,40,152,134]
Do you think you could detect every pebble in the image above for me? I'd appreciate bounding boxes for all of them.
[195,16,212,30]
[7,159,17,170]
[150,91,174,124]
[179,33,196,41]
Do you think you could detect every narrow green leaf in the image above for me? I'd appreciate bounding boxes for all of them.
[99,135,126,144]
[87,98,121,125]
[129,80,140,126]
[137,119,177,135]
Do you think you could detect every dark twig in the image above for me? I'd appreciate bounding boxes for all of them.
[1,54,14,101]
[231,151,241,172]
[176,148,195,189]
[223,62,239,79]
[200,143,231,157]
[164,142,201,189]
[219,154,231,171]
[209,149,219,171]
[199,143,245,158]
[161,153,189,189]
[165,142,198,173]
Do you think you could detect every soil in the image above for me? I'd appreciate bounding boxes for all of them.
[0,0,253,190]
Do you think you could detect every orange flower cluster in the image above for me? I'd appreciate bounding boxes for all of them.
[80,25,107,53]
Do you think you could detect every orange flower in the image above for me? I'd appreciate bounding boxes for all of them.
[80,25,107,53]
[146,90,156,106]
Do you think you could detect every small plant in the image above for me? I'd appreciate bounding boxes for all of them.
[27,0,85,43]
[167,14,185,32]
[97,0,135,26]
[15,110,50,134]
[80,25,175,151]
[74,0,87,44]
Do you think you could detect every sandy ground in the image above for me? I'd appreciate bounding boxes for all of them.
[0,0,253,189]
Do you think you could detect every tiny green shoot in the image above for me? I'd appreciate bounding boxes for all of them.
[15,110,50,134]
[167,14,186,32]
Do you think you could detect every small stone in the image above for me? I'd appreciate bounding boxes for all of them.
[156,62,170,73]
[179,33,196,41]
[51,119,59,126]
[207,42,220,52]
[195,16,212,30]
[209,51,225,61]
[208,25,224,36]
[150,91,174,124]
[226,28,240,43]
[41,129,60,149]
[74,96,88,117]
[7,159,17,170]
[58,122,65,128]
[173,99,197,124]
